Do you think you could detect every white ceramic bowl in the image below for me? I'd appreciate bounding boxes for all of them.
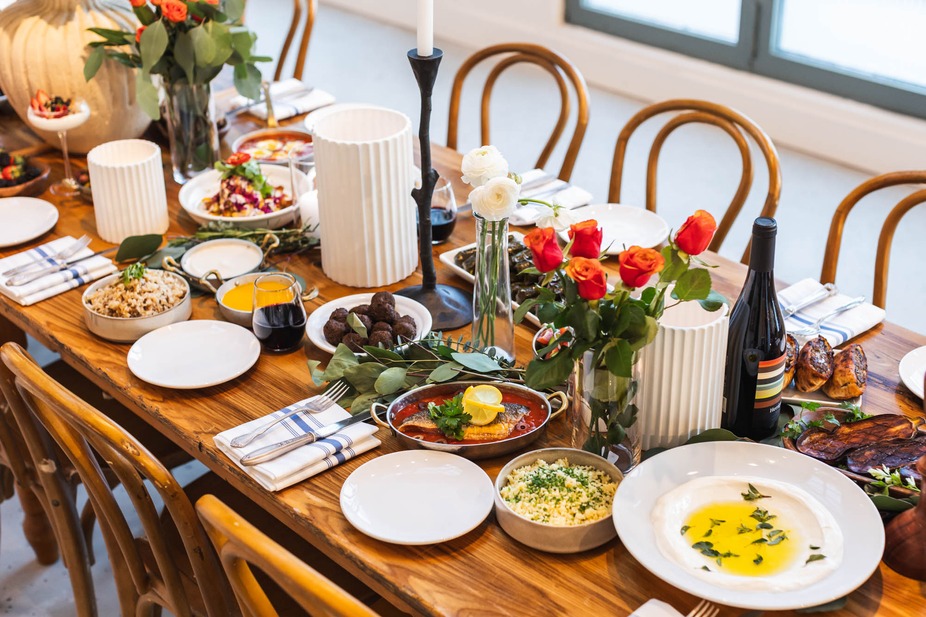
[177,164,306,229]
[81,271,192,343]
[180,238,264,281]
[214,272,263,328]
[494,447,622,553]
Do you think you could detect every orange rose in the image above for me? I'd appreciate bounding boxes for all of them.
[203,0,219,4]
[618,246,664,288]
[135,25,145,43]
[674,209,717,256]
[160,0,187,22]
[150,0,162,5]
[567,219,602,259]
[524,227,563,273]
[130,0,147,7]
[565,257,608,301]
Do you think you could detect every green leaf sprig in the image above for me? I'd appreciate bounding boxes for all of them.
[868,465,921,494]
[214,158,273,198]
[121,263,147,286]
[427,394,471,441]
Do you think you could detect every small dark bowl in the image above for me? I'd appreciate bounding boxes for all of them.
[0,162,51,198]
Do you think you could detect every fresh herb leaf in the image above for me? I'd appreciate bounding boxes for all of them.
[868,465,921,493]
[781,419,805,439]
[751,537,768,545]
[809,545,821,550]
[840,402,870,422]
[702,529,713,537]
[121,263,146,286]
[801,401,823,412]
[823,412,840,427]
[750,507,777,523]
[709,518,726,526]
[736,524,752,534]
[680,525,691,536]
[427,393,471,441]
[692,541,720,558]
[753,554,763,566]
[767,533,788,546]
[742,483,771,501]
[806,554,826,564]
[701,565,711,572]
[756,522,773,530]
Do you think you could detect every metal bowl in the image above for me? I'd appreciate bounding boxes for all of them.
[494,447,622,553]
[373,381,567,460]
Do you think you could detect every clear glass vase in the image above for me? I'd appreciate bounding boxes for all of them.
[569,349,642,473]
[471,215,514,361]
[161,81,219,184]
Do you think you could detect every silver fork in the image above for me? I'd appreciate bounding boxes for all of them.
[687,599,719,617]
[2,235,91,277]
[789,296,866,337]
[230,381,350,448]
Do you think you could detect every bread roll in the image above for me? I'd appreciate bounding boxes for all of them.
[822,343,867,400]
[783,334,798,389]
[795,335,834,392]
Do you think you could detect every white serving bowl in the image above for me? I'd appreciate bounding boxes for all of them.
[494,447,623,553]
[177,164,306,229]
[81,271,192,343]
[231,128,314,164]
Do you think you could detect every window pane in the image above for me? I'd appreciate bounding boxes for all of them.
[582,0,742,44]
[774,0,926,91]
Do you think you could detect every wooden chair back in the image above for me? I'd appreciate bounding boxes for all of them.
[0,348,95,616]
[0,342,234,617]
[196,494,378,617]
[608,99,782,262]
[821,170,926,308]
[246,0,316,81]
[447,42,590,181]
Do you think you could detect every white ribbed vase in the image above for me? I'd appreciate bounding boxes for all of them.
[0,0,151,154]
[313,107,417,287]
[87,139,168,243]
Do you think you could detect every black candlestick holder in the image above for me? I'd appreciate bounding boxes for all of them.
[397,48,473,330]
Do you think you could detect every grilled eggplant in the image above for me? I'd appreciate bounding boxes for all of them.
[795,414,917,464]
[845,437,926,483]
[795,335,835,392]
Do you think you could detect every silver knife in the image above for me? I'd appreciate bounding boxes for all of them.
[239,410,374,466]
[7,248,117,286]
[780,282,838,318]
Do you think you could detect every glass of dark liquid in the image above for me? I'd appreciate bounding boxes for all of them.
[429,177,457,244]
[252,273,307,353]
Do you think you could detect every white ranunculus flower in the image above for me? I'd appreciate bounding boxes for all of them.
[461,145,509,187]
[469,176,520,221]
[534,204,577,232]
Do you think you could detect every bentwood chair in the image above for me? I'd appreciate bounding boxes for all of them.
[0,342,237,617]
[246,0,316,81]
[447,43,590,182]
[196,494,379,617]
[821,171,926,308]
[608,99,782,263]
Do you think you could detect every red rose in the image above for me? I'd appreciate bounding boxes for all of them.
[524,227,564,273]
[567,219,602,259]
[160,0,187,22]
[226,152,251,166]
[674,209,717,256]
[130,0,147,7]
[565,257,608,301]
[135,25,145,43]
[618,246,664,288]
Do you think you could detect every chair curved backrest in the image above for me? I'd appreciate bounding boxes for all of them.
[821,170,926,308]
[447,42,590,182]
[246,0,316,81]
[0,342,234,617]
[609,99,782,263]
[196,494,378,617]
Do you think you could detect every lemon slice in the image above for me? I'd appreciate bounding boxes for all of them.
[462,385,505,426]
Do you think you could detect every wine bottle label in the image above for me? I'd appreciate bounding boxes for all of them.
[754,354,785,412]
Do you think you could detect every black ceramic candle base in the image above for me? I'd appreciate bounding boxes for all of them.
[396,284,473,330]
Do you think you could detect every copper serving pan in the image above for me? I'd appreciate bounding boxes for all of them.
[372,381,567,460]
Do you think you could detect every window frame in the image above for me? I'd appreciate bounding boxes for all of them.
[565,0,926,120]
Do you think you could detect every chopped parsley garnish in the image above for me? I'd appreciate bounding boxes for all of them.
[736,523,752,534]
[753,554,763,566]
[121,263,146,286]
[427,394,471,440]
[680,525,691,536]
[742,483,770,501]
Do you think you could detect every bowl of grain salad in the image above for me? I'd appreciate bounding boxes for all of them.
[82,267,191,343]
[494,447,622,553]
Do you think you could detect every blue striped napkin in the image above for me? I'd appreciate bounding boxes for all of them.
[0,237,116,306]
[214,398,380,492]
[779,278,885,346]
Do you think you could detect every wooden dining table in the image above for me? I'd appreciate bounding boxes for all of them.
[0,101,924,617]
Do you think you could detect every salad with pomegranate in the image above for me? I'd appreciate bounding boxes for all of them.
[29,90,74,119]
[201,152,293,218]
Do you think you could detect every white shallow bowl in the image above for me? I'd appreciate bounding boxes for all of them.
[559,203,669,254]
[494,447,622,553]
[81,272,191,343]
[177,164,305,229]
[180,238,263,281]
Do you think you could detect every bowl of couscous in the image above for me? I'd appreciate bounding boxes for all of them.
[494,447,622,553]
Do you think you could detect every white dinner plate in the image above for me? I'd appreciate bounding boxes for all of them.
[560,203,669,254]
[0,197,58,248]
[613,441,884,611]
[899,345,926,399]
[127,320,260,389]
[306,293,432,354]
[340,450,494,545]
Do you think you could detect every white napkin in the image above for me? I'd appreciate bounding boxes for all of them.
[0,237,117,306]
[629,599,683,617]
[229,78,336,121]
[214,398,381,492]
[510,172,594,227]
[779,278,885,346]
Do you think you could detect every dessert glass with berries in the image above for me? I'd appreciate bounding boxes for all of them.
[26,90,90,197]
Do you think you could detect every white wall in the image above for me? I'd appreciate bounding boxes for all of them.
[323,0,926,175]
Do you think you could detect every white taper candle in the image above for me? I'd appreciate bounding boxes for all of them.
[417,0,434,56]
